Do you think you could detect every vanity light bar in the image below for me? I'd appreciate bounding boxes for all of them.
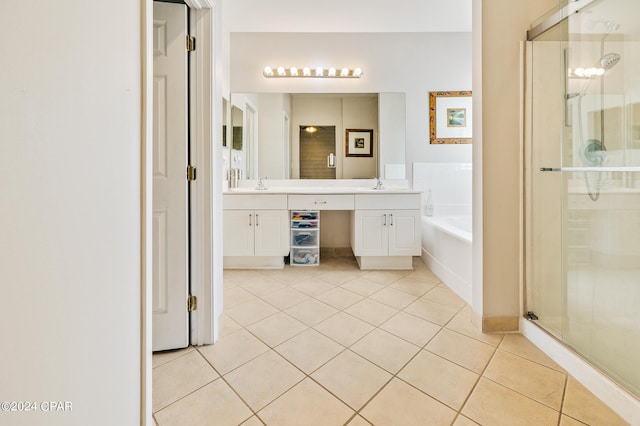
[568,67,606,78]
[263,66,363,78]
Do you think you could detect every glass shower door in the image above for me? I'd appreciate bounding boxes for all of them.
[527,0,640,398]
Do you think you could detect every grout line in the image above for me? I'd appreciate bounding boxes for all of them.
[153,378,218,417]
[452,333,504,423]
[480,375,564,415]
[182,257,566,426]
[496,343,566,373]
[557,373,569,425]
[194,345,262,424]
[152,350,219,414]
[351,289,466,421]
[354,322,450,422]
[151,345,196,369]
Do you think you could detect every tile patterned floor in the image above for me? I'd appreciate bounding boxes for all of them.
[152,256,629,426]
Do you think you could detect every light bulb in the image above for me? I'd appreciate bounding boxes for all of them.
[586,67,599,76]
[303,67,311,76]
[290,67,298,76]
[263,66,273,76]
[341,67,349,77]
[353,68,362,77]
[315,67,323,77]
[328,67,336,76]
[277,66,286,76]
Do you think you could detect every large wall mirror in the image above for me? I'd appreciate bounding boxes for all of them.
[228,92,406,181]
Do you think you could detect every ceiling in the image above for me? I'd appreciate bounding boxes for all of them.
[223,0,472,33]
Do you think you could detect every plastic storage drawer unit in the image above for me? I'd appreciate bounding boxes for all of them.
[290,210,319,266]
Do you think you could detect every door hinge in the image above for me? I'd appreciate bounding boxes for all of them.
[524,311,539,321]
[187,165,197,181]
[186,35,196,52]
[187,295,197,312]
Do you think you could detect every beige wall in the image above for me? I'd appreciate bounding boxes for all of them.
[527,38,564,331]
[342,96,379,179]
[474,0,558,330]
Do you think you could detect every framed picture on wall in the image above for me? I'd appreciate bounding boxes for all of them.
[345,129,374,157]
[429,91,472,144]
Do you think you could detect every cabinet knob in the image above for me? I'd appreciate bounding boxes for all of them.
[314,201,327,205]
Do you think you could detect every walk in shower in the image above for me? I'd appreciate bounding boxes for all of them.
[525,0,640,398]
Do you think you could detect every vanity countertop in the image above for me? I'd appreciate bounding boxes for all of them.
[224,187,421,195]
[224,178,422,196]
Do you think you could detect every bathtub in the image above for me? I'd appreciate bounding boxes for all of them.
[421,215,472,304]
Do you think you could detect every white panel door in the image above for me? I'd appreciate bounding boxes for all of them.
[254,210,289,256]
[388,210,421,256]
[354,210,388,256]
[223,210,255,256]
[152,1,188,351]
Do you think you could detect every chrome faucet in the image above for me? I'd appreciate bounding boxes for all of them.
[256,177,267,190]
[373,177,384,190]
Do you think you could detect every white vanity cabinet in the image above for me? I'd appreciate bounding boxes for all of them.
[352,209,421,256]
[223,209,289,256]
[223,194,289,268]
[351,193,421,269]
[223,189,421,270]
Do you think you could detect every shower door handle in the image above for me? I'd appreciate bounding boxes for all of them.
[540,167,561,172]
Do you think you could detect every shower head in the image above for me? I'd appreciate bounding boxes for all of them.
[600,52,621,70]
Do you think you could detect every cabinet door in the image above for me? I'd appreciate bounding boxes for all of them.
[223,210,254,256]
[254,210,290,256]
[388,210,421,256]
[353,210,388,256]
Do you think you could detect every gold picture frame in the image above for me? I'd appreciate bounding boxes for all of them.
[429,91,472,144]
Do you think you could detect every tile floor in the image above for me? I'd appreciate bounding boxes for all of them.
[152,256,629,426]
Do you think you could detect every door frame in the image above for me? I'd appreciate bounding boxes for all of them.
[244,99,258,179]
[187,2,220,348]
[142,0,221,423]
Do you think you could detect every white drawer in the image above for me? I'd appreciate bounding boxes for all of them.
[288,194,355,210]
[223,194,288,210]
[355,193,420,210]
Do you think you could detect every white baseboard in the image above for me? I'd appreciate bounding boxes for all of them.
[521,319,640,425]
[223,256,284,269]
